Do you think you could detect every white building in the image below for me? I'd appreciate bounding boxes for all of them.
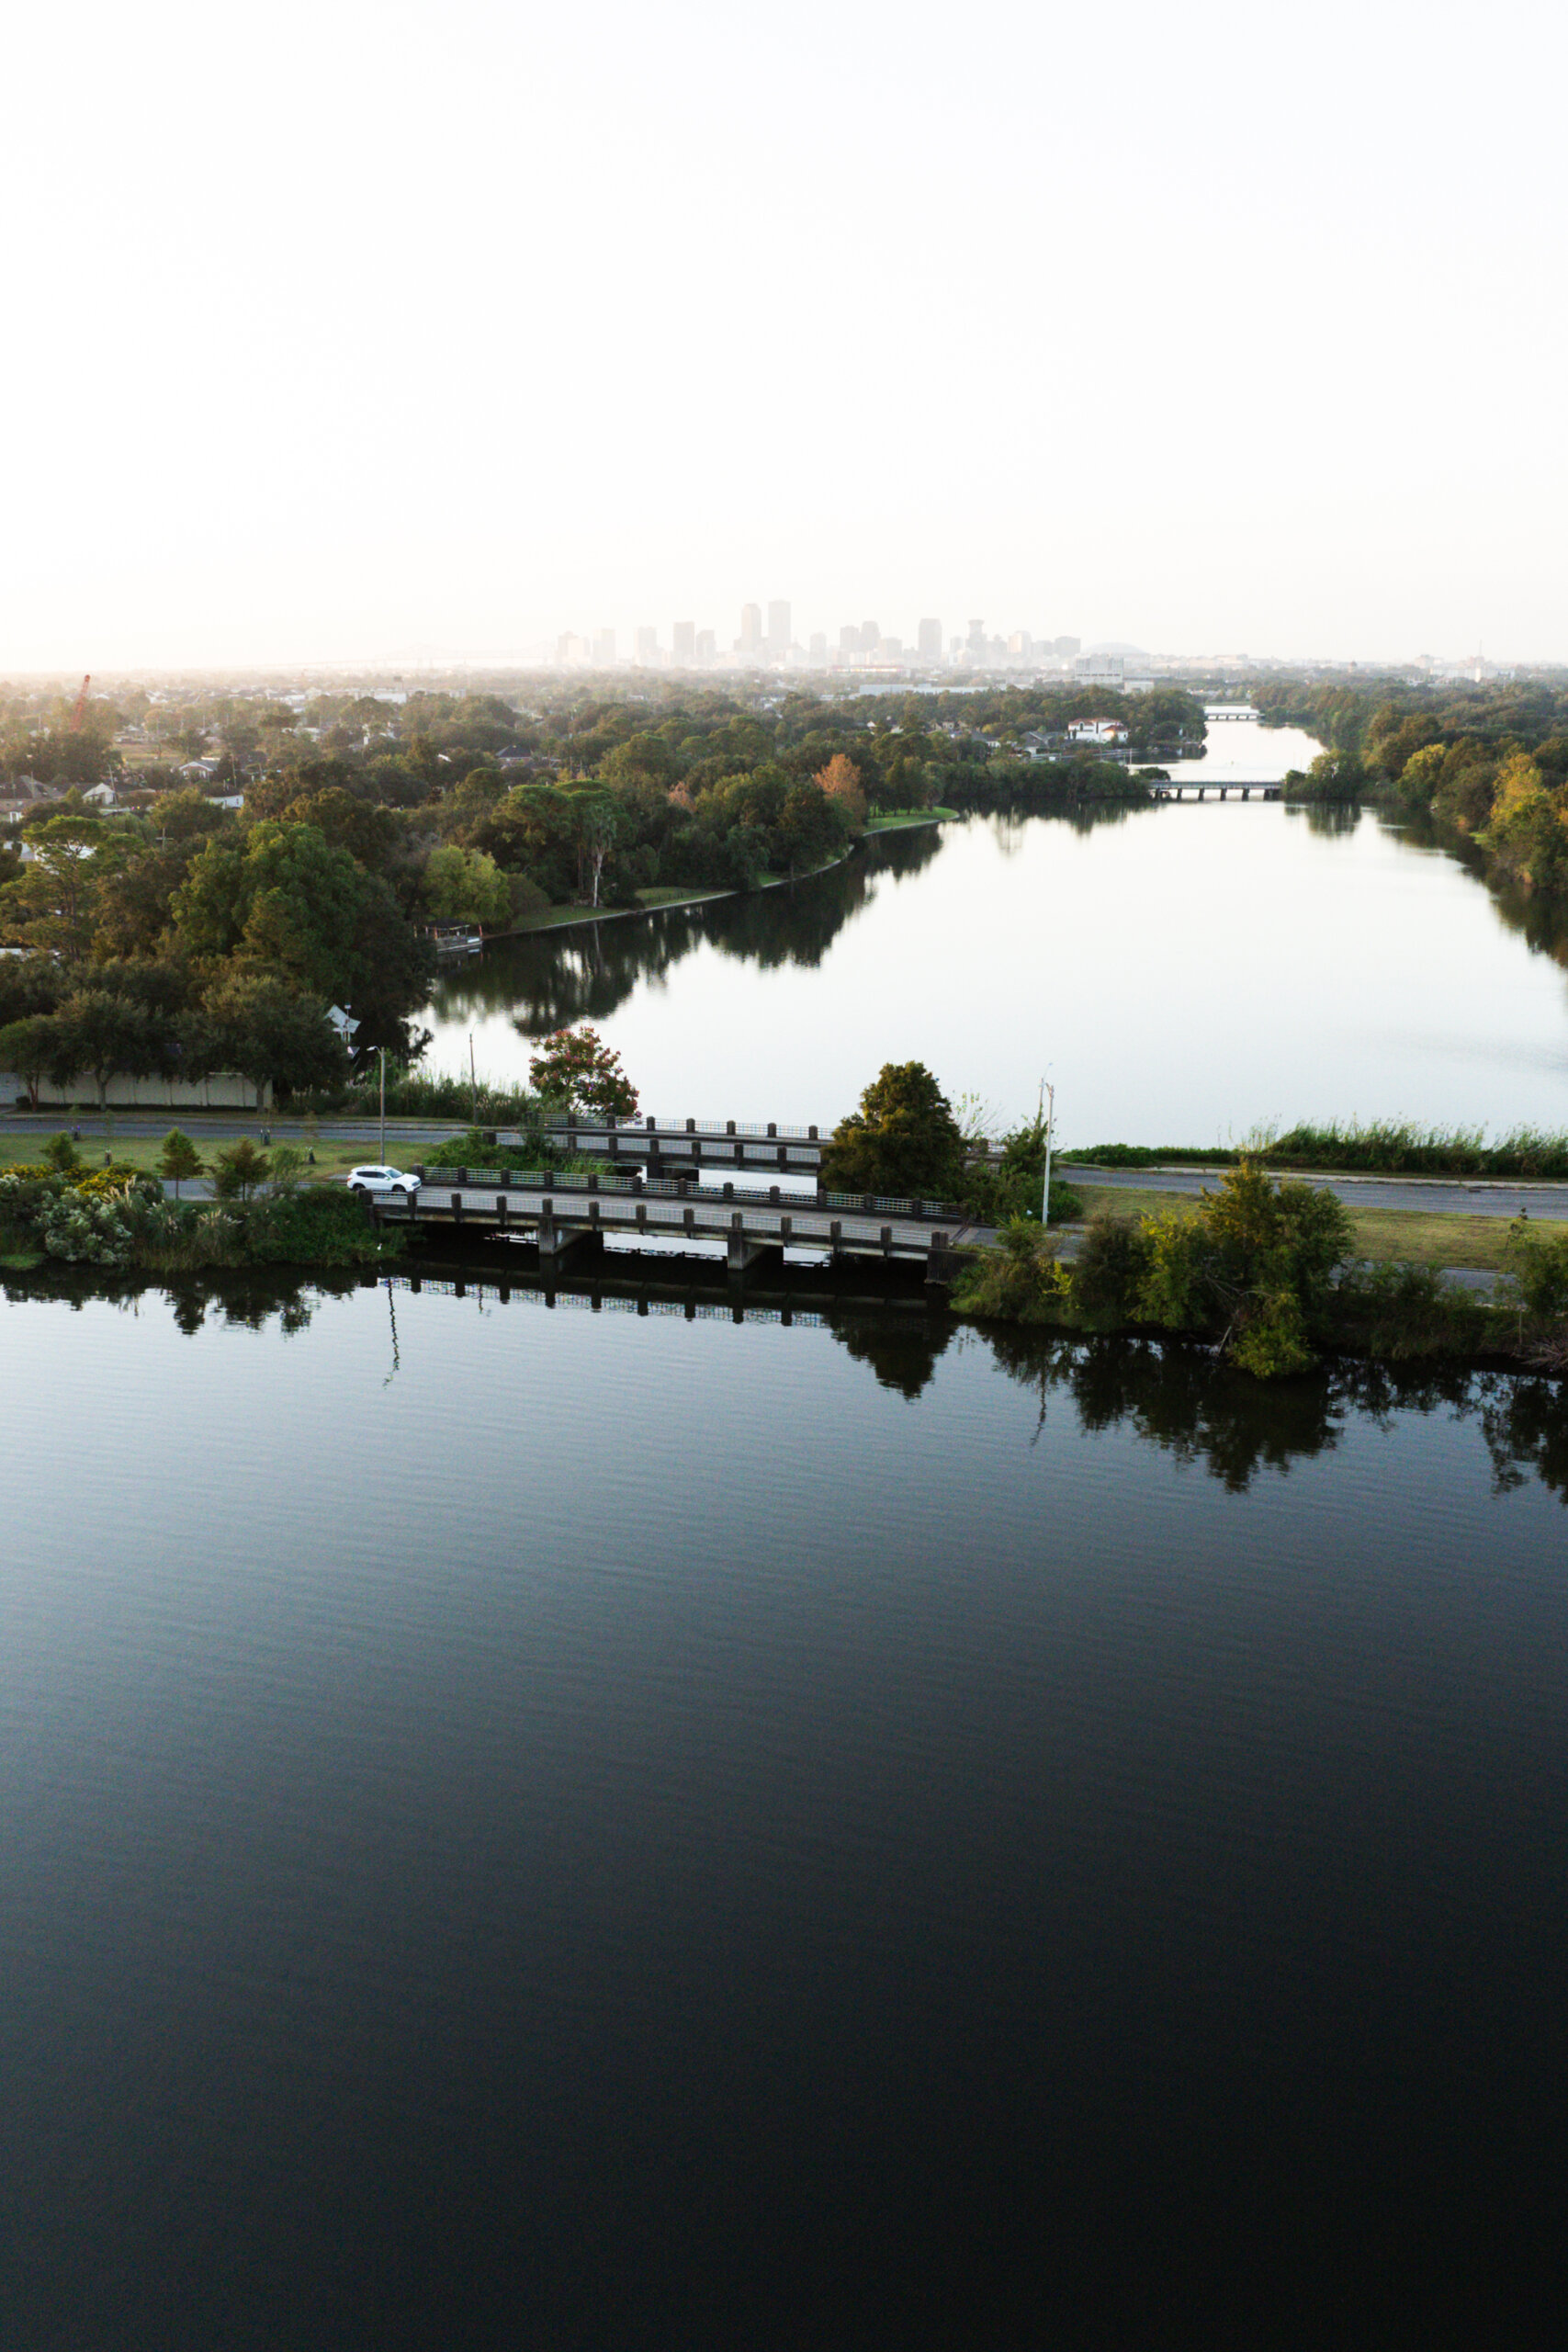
[1067,718,1129,746]
[1073,654,1124,688]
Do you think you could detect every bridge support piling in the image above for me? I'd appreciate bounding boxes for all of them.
[536,1201,602,1267]
[727,1238,783,1277]
[924,1231,968,1297]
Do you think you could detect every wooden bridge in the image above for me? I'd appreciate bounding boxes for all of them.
[372,1159,983,1283]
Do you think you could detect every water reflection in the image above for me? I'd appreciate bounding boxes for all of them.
[1284,801,1363,839]
[981,1329,1568,1503]
[2,1264,361,1338]
[431,824,944,1037]
[11,1263,1565,1502]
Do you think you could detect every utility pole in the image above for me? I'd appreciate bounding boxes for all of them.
[378,1046,387,1163]
[469,1033,479,1126]
[1041,1080,1055,1226]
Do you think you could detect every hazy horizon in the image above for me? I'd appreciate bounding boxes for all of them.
[8,0,1565,672]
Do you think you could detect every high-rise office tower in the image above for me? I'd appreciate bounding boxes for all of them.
[767,600,790,654]
[808,632,827,660]
[1008,631,1032,658]
[859,620,880,651]
[672,620,695,662]
[740,603,763,652]
[839,624,859,655]
[966,618,986,652]
[918,617,942,660]
[636,626,659,662]
[592,628,616,665]
[1053,635,1081,658]
[695,630,716,661]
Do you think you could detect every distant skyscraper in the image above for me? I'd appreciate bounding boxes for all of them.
[740,603,763,652]
[859,620,879,651]
[808,631,827,660]
[767,599,790,654]
[672,620,695,662]
[918,617,942,660]
[695,629,716,661]
[1053,635,1081,658]
[593,628,616,664]
[636,626,659,662]
[966,618,986,651]
[839,625,859,655]
[1008,630,1032,658]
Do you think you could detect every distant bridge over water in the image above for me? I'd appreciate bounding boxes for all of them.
[1151,780,1281,802]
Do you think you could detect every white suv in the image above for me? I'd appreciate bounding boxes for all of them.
[346,1164,421,1195]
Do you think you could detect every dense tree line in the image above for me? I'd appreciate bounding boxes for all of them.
[0,678,1201,1099]
[1256,678,1568,904]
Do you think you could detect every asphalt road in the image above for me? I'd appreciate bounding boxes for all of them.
[5,1114,1565,1224]
[1061,1162,1568,1222]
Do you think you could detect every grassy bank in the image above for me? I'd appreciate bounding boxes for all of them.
[502,848,857,936]
[1069,1185,1568,1272]
[863,807,961,832]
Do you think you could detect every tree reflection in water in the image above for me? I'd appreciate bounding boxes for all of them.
[9,1261,1564,1503]
[427,825,945,1037]
[942,1326,1568,1502]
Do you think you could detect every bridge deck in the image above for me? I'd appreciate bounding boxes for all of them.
[372,1180,986,1266]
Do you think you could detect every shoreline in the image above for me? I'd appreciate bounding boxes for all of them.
[493,843,862,941]
[484,816,956,942]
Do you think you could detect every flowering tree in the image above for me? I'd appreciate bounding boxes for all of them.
[528,1024,638,1119]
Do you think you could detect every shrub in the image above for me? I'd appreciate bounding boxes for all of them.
[420,1125,581,1174]
[243,1187,402,1266]
[1504,1219,1568,1320]
[1071,1211,1152,1326]
[1333,1261,1490,1360]
[950,1217,1071,1324]
[213,1140,270,1201]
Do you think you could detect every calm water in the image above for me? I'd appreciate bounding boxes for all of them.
[426,721,1568,1142]
[3,1272,1566,2345]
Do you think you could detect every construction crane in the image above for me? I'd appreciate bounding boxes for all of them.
[69,673,92,731]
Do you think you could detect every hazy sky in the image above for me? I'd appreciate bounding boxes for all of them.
[6,0,1564,671]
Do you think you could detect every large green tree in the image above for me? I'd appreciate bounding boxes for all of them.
[424,843,512,928]
[0,1014,58,1109]
[820,1063,967,1201]
[169,820,432,1046]
[198,973,350,1108]
[0,815,129,963]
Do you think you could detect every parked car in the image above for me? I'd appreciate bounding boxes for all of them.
[346,1164,421,1195]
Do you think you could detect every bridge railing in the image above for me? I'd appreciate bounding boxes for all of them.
[536,1113,821,1139]
[408,1165,964,1223]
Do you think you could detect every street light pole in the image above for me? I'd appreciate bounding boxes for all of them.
[378,1046,386,1163]
[1041,1080,1055,1226]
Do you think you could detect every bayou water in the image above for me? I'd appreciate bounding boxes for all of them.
[3,1271,1564,2344]
[426,721,1568,1142]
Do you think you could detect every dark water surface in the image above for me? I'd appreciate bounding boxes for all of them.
[4,1276,1566,2346]
[425,722,1568,1143]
